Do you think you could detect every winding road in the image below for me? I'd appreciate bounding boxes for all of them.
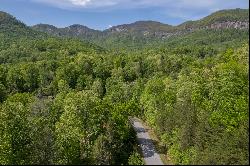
[129,117,164,165]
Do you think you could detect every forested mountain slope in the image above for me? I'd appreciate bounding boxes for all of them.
[177,8,249,29]
[0,11,106,64]
[0,11,41,38]
[31,8,249,50]
[0,8,249,165]
[32,23,103,41]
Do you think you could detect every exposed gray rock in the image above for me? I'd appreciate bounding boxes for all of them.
[207,21,249,29]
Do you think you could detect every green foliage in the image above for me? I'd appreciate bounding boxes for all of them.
[54,91,101,164]
[154,45,249,165]
[0,9,248,165]
[0,93,34,164]
[0,83,7,102]
[128,151,144,165]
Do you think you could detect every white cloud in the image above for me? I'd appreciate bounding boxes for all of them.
[29,0,249,9]
[30,0,119,8]
[70,0,91,6]
[28,0,249,19]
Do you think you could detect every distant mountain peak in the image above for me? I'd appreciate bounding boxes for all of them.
[32,24,58,30]
[67,24,90,29]
[107,20,173,33]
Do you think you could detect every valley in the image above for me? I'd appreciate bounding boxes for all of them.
[0,8,249,165]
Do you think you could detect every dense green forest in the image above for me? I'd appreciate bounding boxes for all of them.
[0,8,249,165]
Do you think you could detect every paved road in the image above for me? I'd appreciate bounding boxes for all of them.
[129,117,164,165]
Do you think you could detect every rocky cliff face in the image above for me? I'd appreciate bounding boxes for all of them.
[207,21,249,29]
[183,21,249,33]
[147,21,249,39]
[107,20,249,39]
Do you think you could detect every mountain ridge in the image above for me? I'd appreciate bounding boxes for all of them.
[31,8,249,32]
[0,8,248,50]
[30,8,249,41]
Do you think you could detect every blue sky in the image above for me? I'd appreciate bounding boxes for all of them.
[0,0,248,30]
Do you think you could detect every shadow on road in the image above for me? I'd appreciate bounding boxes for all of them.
[137,137,167,157]
[137,138,156,158]
[137,137,167,158]
[134,127,148,133]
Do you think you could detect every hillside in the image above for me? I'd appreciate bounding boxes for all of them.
[0,11,44,39]
[0,12,106,64]
[32,24,102,41]
[178,8,249,30]
[29,9,249,51]
[105,21,174,37]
